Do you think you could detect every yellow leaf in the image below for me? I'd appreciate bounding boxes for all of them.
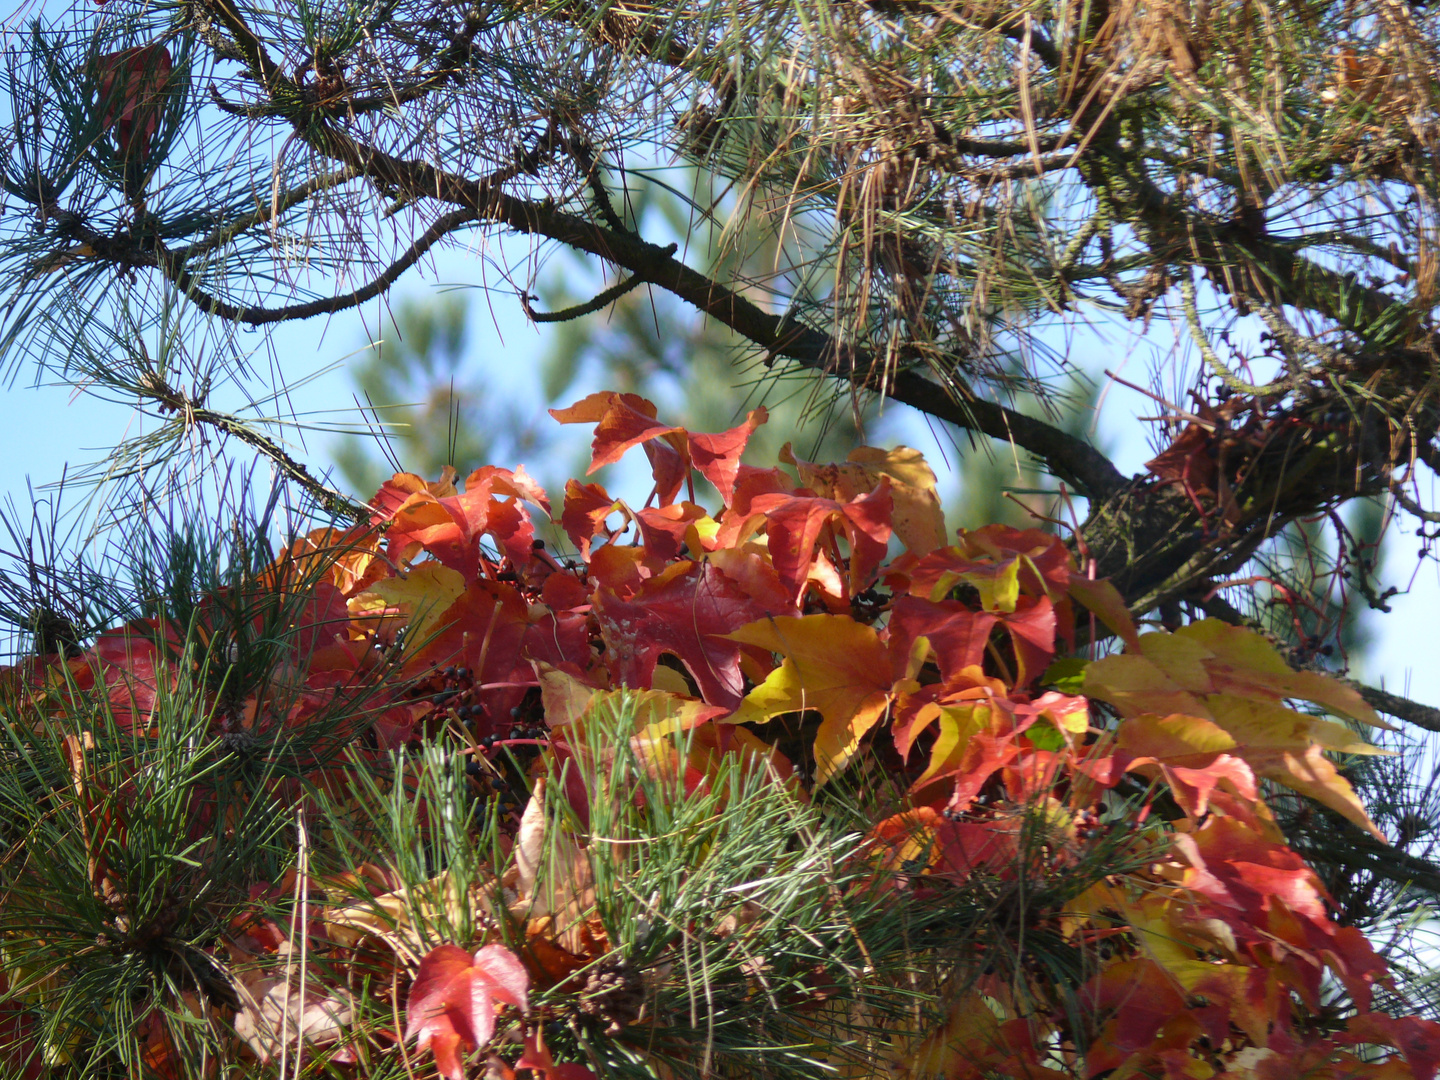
[535,662,598,727]
[913,704,989,788]
[895,992,1003,1080]
[1083,654,1212,720]
[964,558,1021,613]
[844,446,947,555]
[1116,712,1237,758]
[353,561,466,648]
[1090,620,1391,729]
[1247,744,1383,839]
[1206,694,1390,757]
[1137,632,1216,693]
[1174,620,1391,728]
[727,615,895,784]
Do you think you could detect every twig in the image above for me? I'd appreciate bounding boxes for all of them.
[139,373,365,520]
[157,207,479,325]
[520,258,667,324]
[1179,275,1274,397]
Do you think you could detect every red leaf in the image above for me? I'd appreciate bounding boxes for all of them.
[373,468,547,578]
[999,594,1057,688]
[689,407,768,504]
[550,392,682,474]
[1346,1013,1440,1080]
[551,394,769,507]
[406,944,530,1080]
[635,503,706,562]
[560,480,618,560]
[407,580,590,729]
[727,464,795,516]
[519,1027,598,1080]
[94,45,172,157]
[642,437,690,505]
[888,596,997,681]
[750,483,893,603]
[594,560,771,708]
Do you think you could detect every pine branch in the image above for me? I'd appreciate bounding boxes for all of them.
[138,372,366,521]
[155,207,480,325]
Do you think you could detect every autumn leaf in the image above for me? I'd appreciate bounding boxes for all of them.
[748,483,893,603]
[232,976,353,1063]
[727,614,899,784]
[1065,574,1139,649]
[373,467,548,577]
[595,560,772,709]
[1087,620,1388,728]
[689,406,768,504]
[351,561,467,649]
[403,579,590,726]
[887,596,997,680]
[550,391,683,473]
[406,944,529,1080]
[560,480,618,559]
[1345,1013,1440,1080]
[1171,619,1390,728]
[94,45,172,157]
[1113,709,1385,837]
[551,393,768,507]
[519,1026,598,1080]
[784,443,946,555]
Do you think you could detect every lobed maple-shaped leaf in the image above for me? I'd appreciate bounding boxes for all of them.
[551,391,767,506]
[689,407,769,504]
[406,943,530,1080]
[350,562,467,650]
[1174,816,1390,1009]
[897,990,1052,1080]
[274,525,388,599]
[401,578,590,727]
[373,466,549,578]
[1113,709,1385,837]
[560,480,618,559]
[887,596,997,681]
[1089,621,1392,837]
[67,624,171,734]
[1087,619,1388,728]
[887,536,1069,686]
[1081,958,1195,1077]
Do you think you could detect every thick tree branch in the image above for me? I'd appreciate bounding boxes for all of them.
[166,119,1130,501]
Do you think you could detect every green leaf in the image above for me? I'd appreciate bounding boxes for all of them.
[1041,657,1089,694]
